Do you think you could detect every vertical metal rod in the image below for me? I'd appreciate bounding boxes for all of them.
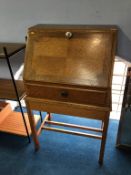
[3,47,31,143]
[39,111,43,123]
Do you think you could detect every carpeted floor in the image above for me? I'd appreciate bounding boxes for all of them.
[0,113,131,175]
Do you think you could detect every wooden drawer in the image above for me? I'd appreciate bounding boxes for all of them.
[25,84,109,107]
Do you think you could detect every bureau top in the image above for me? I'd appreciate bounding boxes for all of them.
[29,24,117,31]
[24,24,117,88]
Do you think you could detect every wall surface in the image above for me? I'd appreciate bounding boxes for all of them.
[0,0,131,61]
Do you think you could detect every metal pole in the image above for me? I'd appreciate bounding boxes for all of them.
[39,111,43,123]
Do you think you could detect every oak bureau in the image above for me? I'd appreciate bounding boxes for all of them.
[23,25,117,164]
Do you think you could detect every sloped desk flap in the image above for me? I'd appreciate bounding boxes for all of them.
[24,25,117,88]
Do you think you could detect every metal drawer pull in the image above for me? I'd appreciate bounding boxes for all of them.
[61,91,68,97]
[65,32,72,39]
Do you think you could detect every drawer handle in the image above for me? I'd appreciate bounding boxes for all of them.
[65,32,72,39]
[60,91,68,98]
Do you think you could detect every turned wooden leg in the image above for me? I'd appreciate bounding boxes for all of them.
[47,112,52,120]
[101,121,104,129]
[99,112,110,165]
[25,100,40,150]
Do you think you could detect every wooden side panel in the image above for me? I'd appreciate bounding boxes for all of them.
[0,79,25,100]
[26,97,110,120]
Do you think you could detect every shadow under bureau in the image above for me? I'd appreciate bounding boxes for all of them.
[23,24,117,164]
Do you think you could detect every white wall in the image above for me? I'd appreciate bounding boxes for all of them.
[0,0,131,61]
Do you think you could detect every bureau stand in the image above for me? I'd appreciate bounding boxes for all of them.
[25,97,109,165]
[23,24,117,164]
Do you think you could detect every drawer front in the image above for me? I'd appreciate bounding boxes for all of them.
[25,84,109,107]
